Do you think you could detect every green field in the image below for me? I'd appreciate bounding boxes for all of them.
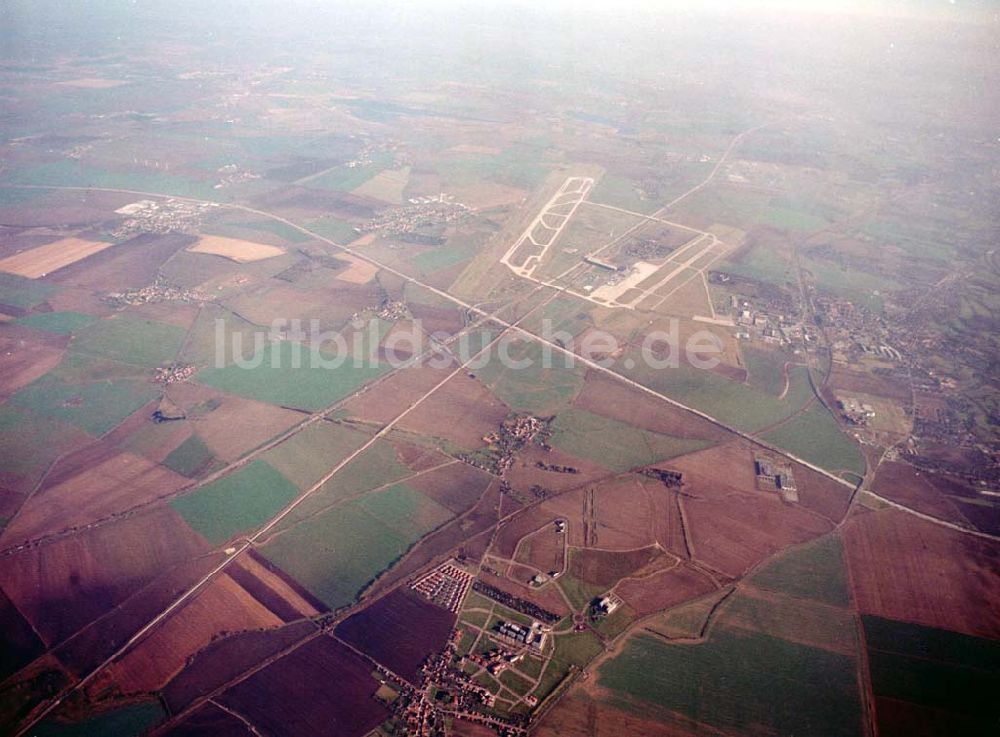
[760,205,830,232]
[2,159,222,201]
[749,533,851,607]
[722,591,858,654]
[71,316,187,367]
[9,373,159,436]
[161,433,216,478]
[532,630,605,701]
[622,359,816,433]
[549,408,713,472]
[270,439,413,528]
[170,460,299,544]
[303,216,361,244]
[863,616,1000,730]
[742,346,791,396]
[196,340,390,411]
[411,234,480,274]
[305,153,394,192]
[0,406,93,486]
[599,629,862,737]
[434,147,546,191]
[475,340,585,415]
[588,174,660,215]
[259,421,371,491]
[214,218,311,244]
[262,482,453,610]
[762,405,865,476]
[34,701,164,737]
[14,311,97,335]
[0,272,59,310]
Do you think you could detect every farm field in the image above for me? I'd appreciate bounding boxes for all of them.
[170,460,299,545]
[261,482,453,610]
[596,627,863,737]
[187,235,286,263]
[195,341,390,411]
[0,237,114,279]
[862,615,1000,736]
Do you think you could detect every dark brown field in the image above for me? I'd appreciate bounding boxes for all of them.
[217,635,389,737]
[408,461,494,514]
[162,621,318,714]
[48,233,197,291]
[335,588,455,684]
[871,461,974,528]
[342,362,452,425]
[99,572,283,694]
[570,546,665,589]
[56,553,227,679]
[162,703,256,737]
[0,588,46,681]
[1,451,188,545]
[0,506,210,646]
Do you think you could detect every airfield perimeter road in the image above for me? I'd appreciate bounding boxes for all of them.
[6,131,996,732]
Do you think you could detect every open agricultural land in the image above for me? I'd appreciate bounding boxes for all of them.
[0,2,998,737]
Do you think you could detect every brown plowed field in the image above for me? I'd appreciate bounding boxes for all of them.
[397,373,509,449]
[645,478,689,558]
[505,445,610,495]
[406,303,467,337]
[101,573,284,694]
[842,508,1000,639]
[871,462,972,527]
[590,476,659,550]
[162,621,317,713]
[0,331,65,398]
[573,370,730,443]
[681,489,832,578]
[615,563,718,617]
[250,186,377,221]
[232,553,322,621]
[537,694,705,737]
[408,461,494,514]
[517,525,565,574]
[121,300,202,330]
[665,442,838,575]
[495,505,562,560]
[342,362,452,425]
[336,588,455,684]
[391,439,452,471]
[570,546,666,589]
[0,588,46,680]
[0,506,209,645]
[183,390,304,462]
[0,451,188,545]
[55,551,227,677]
[48,233,197,291]
[829,365,911,401]
[217,635,389,737]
